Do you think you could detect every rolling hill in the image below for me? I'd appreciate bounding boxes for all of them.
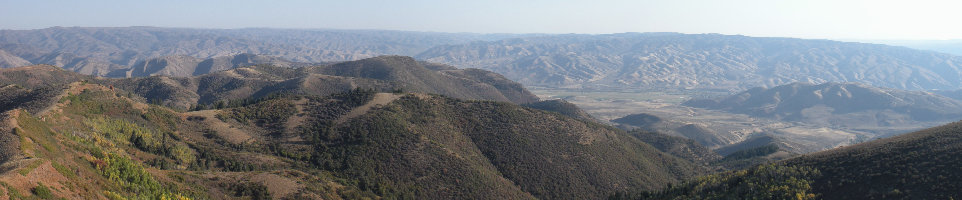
[0,56,540,110]
[114,53,305,77]
[0,73,705,199]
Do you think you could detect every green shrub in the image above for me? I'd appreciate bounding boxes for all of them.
[32,183,54,199]
[231,182,271,200]
[94,152,190,199]
[51,162,78,180]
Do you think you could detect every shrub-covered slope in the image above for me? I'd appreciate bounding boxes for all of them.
[0,82,704,199]
[621,120,962,199]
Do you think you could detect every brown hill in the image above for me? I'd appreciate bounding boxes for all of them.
[1,56,539,110]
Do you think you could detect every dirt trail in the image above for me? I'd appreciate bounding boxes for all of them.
[335,93,401,124]
[186,110,253,144]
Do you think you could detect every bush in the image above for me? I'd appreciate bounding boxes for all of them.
[32,183,54,199]
[231,182,271,200]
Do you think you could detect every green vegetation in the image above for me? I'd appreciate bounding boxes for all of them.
[216,97,296,129]
[628,130,721,167]
[615,164,820,200]
[521,99,595,121]
[289,91,702,199]
[94,152,188,199]
[188,145,263,172]
[783,121,962,199]
[230,182,271,200]
[15,112,62,158]
[2,182,25,200]
[86,118,194,167]
[616,121,962,199]
[51,161,78,180]
[31,183,54,199]
[61,89,140,117]
[720,144,779,162]
[17,160,43,176]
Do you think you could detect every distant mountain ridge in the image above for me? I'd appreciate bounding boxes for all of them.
[5,28,962,92]
[0,27,524,76]
[417,33,962,91]
[684,82,962,124]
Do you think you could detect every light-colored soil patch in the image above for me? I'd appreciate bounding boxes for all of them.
[284,98,309,134]
[0,160,76,199]
[186,110,253,144]
[335,93,401,123]
[774,127,858,152]
[250,172,301,199]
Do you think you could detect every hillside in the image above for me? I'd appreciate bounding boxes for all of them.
[627,130,721,169]
[0,65,92,88]
[624,120,962,199]
[684,82,962,128]
[0,50,31,68]
[0,81,705,199]
[521,99,597,122]
[417,33,962,91]
[0,56,540,110]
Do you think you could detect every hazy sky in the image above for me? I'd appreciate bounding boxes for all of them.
[2,0,961,40]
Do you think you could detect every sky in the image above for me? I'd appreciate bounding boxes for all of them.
[1,0,961,40]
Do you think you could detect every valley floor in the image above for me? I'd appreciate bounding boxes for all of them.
[530,88,944,153]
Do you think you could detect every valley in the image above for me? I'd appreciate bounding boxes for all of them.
[531,87,947,154]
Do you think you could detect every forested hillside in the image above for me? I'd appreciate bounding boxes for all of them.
[618,120,962,199]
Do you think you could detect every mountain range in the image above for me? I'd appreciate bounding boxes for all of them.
[418,33,962,91]
[0,27,524,76]
[5,28,962,93]
[685,82,962,128]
